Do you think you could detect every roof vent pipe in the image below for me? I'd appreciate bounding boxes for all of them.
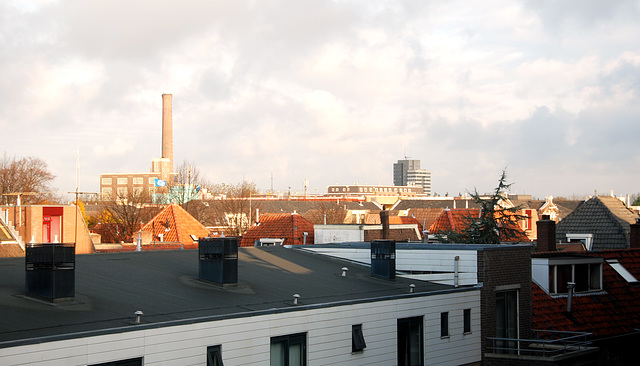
[409,284,415,293]
[324,214,327,225]
[454,256,460,288]
[293,294,300,305]
[341,267,348,277]
[135,310,143,324]
[566,282,575,313]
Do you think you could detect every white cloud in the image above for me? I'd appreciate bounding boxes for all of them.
[1,0,639,199]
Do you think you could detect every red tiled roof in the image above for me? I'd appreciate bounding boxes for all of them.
[407,208,445,233]
[532,249,640,338]
[141,203,209,246]
[428,208,529,242]
[429,209,480,233]
[240,213,314,247]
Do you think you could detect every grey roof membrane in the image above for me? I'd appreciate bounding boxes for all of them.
[0,246,456,347]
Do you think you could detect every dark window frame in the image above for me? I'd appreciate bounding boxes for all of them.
[352,324,367,352]
[463,308,472,334]
[398,316,424,366]
[90,358,143,366]
[207,345,224,366]
[270,332,307,366]
[440,312,449,338]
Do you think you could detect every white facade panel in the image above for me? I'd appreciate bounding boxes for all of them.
[304,247,480,287]
[1,291,481,366]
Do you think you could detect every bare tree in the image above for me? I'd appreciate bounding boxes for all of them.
[96,188,160,243]
[0,153,57,204]
[303,202,347,225]
[208,181,261,235]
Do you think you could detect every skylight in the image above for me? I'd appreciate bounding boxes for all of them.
[606,260,639,283]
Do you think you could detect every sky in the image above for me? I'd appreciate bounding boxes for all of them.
[2,0,640,201]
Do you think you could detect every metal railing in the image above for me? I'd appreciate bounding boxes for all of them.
[487,330,593,358]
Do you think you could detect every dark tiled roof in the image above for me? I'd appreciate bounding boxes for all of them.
[240,213,315,247]
[532,249,640,338]
[556,196,639,250]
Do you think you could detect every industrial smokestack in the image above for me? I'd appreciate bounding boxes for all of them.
[380,210,390,240]
[162,94,173,173]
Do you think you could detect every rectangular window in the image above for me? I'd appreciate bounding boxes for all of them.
[271,333,306,366]
[101,177,112,185]
[463,309,471,334]
[117,187,128,197]
[440,312,449,337]
[207,345,224,366]
[90,358,143,366]
[496,290,518,354]
[607,260,638,283]
[352,324,366,352]
[549,263,603,294]
[101,187,112,199]
[133,177,143,185]
[117,177,128,185]
[149,177,156,184]
[398,316,423,366]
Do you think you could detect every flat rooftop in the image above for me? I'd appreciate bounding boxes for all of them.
[0,246,462,348]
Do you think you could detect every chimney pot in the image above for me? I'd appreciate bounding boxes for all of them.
[536,217,557,252]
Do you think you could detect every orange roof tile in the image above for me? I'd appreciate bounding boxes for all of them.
[428,208,529,242]
[240,213,314,247]
[141,203,209,246]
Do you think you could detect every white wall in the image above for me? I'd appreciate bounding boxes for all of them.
[0,291,481,366]
[304,247,479,286]
[314,226,364,244]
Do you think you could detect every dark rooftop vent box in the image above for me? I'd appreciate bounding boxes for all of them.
[199,237,238,285]
[371,240,396,280]
[25,243,75,302]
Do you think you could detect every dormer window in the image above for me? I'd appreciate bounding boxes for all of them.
[565,234,594,251]
[548,259,602,294]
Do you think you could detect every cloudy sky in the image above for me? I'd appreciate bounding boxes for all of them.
[2,0,639,200]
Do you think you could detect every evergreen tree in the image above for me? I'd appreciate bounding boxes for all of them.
[438,170,527,244]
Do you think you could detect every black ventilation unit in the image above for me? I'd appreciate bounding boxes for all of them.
[25,243,75,301]
[199,237,238,285]
[371,240,396,280]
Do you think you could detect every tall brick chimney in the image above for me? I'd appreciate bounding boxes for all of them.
[162,94,173,173]
[536,215,556,252]
[380,210,390,240]
[630,218,640,249]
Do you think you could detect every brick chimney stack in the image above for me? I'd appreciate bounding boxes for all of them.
[536,215,557,252]
[380,210,390,240]
[161,94,173,173]
[630,218,640,249]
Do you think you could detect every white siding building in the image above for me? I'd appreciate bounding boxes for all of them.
[0,245,481,366]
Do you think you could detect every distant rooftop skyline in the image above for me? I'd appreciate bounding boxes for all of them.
[2,1,639,200]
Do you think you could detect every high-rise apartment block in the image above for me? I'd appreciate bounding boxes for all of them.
[393,159,431,195]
